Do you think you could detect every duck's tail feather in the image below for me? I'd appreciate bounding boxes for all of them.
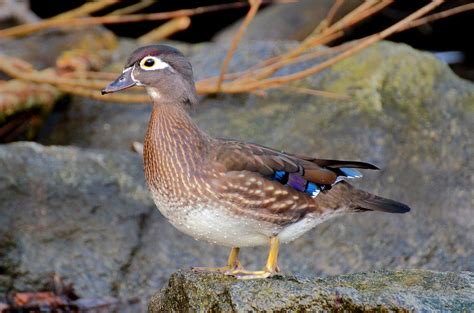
[355,194,411,213]
[338,181,411,214]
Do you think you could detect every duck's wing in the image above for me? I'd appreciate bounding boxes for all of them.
[211,139,376,189]
[206,139,381,225]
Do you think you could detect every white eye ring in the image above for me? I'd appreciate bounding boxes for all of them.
[139,56,170,71]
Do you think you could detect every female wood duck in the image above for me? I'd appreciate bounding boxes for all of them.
[102,44,410,279]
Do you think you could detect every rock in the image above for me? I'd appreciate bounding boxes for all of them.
[0,142,246,311]
[38,97,152,151]
[3,40,474,311]
[0,142,152,302]
[214,0,363,43]
[149,269,474,312]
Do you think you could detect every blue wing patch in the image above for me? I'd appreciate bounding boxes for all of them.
[272,170,321,198]
[273,170,287,182]
[305,182,320,197]
[270,167,362,198]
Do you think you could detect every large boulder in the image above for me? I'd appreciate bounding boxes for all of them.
[0,143,151,303]
[2,40,473,311]
[150,269,474,312]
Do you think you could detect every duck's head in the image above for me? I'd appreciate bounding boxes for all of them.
[102,44,198,105]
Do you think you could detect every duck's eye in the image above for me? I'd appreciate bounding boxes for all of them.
[139,56,170,71]
[144,58,155,67]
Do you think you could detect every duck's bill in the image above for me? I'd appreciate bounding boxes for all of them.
[101,67,136,94]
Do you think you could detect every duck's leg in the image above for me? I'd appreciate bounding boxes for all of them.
[229,236,280,279]
[192,247,243,273]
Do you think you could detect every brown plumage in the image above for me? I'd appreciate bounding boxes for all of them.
[102,44,410,279]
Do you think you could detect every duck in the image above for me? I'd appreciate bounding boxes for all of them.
[101,44,410,279]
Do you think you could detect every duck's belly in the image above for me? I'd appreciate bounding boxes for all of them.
[149,193,274,247]
[152,191,341,247]
[179,205,278,247]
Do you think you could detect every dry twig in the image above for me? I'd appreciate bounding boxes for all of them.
[0,1,289,38]
[51,0,118,20]
[278,86,350,100]
[211,0,393,89]
[59,85,148,103]
[400,2,474,31]
[312,0,345,34]
[106,1,155,16]
[216,0,262,90]
[230,0,445,92]
[2,0,467,106]
[138,17,191,44]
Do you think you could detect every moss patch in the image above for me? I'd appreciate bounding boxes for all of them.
[325,42,445,118]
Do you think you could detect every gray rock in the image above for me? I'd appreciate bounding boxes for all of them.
[39,98,152,151]
[149,269,474,312]
[0,142,152,302]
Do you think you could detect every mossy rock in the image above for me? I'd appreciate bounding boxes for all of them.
[150,269,474,312]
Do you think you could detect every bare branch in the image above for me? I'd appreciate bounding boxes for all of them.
[51,0,118,20]
[400,3,474,31]
[0,1,288,38]
[216,0,262,91]
[138,17,191,44]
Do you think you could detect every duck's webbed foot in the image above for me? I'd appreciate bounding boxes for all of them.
[229,236,280,280]
[192,247,243,274]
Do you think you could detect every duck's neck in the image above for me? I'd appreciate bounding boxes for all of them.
[143,102,209,189]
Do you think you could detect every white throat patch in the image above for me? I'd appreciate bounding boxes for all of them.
[146,87,161,101]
